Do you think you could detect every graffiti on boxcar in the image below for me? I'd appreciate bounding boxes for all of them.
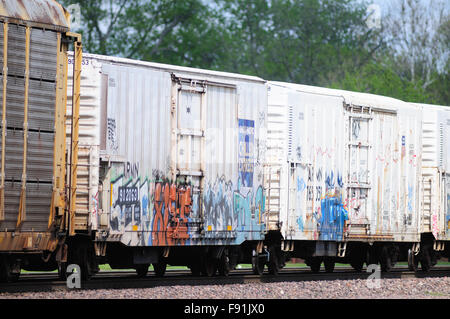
[107,118,118,152]
[318,195,348,241]
[110,175,141,233]
[297,176,306,193]
[255,138,266,169]
[296,176,306,232]
[407,185,414,213]
[124,162,140,179]
[325,171,334,190]
[239,119,255,188]
[447,192,450,233]
[233,177,265,242]
[110,162,265,245]
[150,181,192,246]
[296,145,302,161]
[432,213,439,239]
[140,180,151,230]
[301,166,349,240]
[203,176,234,232]
[203,175,265,240]
[91,192,99,230]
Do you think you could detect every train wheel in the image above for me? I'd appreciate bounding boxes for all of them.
[324,257,335,273]
[189,262,201,276]
[0,257,20,283]
[309,257,321,273]
[252,255,265,275]
[420,246,432,272]
[218,251,231,277]
[74,245,97,280]
[350,259,364,272]
[349,245,366,272]
[267,246,281,276]
[58,262,68,280]
[153,262,167,277]
[407,249,419,272]
[135,264,149,278]
[202,256,217,277]
[380,246,394,272]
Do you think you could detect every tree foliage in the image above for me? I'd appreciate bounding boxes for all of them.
[61,0,449,105]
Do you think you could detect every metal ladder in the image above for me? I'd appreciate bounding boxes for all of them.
[345,104,373,233]
[264,165,282,230]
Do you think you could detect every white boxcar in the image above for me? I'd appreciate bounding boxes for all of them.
[67,53,268,250]
[417,103,450,242]
[267,82,423,249]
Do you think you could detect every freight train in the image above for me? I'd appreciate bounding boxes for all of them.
[0,0,449,282]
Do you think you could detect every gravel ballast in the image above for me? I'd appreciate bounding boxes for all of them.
[1,277,449,299]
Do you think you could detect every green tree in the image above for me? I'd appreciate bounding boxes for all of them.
[59,0,447,104]
[380,0,449,104]
[60,0,226,69]
[217,0,384,85]
[330,60,432,103]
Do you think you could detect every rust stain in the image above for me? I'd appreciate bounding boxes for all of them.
[0,0,69,30]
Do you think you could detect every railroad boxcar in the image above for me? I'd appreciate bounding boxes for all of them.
[66,52,268,277]
[265,81,425,273]
[0,0,82,282]
[411,103,450,270]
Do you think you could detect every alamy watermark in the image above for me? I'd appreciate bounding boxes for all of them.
[366,264,381,289]
[366,4,381,30]
[67,4,82,30]
[66,264,81,289]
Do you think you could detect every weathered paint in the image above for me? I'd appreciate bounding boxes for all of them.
[0,0,69,31]
[415,103,450,240]
[71,52,267,247]
[268,82,422,243]
[0,1,73,253]
[67,56,101,231]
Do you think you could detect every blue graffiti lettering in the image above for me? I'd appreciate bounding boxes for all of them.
[297,177,306,192]
[318,196,348,241]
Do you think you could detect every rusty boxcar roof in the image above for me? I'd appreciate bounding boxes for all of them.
[0,0,70,31]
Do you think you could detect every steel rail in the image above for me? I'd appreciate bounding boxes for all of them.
[1,266,449,294]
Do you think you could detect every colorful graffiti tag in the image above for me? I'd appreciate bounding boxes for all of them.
[233,178,265,242]
[318,196,348,241]
[203,177,234,232]
[150,181,192,246]
[447,194,450,235]
[109,161,265,246]
[238,119,255,188]
[295,166,348,240]
[203,176,265,242]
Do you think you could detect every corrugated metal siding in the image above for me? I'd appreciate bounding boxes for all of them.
[3,181,20,230]
[268,82,422,242]
[417,103,450,240]
[0,20,59,233]
[1,130,53,184]
[102,63,172,243]
[5,24,26,78]
[102,63,172,175]
[366,108,421,240]
[266,85,288,230]
[77,53,267,246]
[268,83,347,238]
[0,77,56,131]
[67,55,101,231]
[29,28,58,81]
[3,182,52,232]
[27,131,54,181]
[2,26,57,81]
[205,85,237,182]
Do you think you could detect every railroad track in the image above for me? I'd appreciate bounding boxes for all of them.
[1,266,449,294]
